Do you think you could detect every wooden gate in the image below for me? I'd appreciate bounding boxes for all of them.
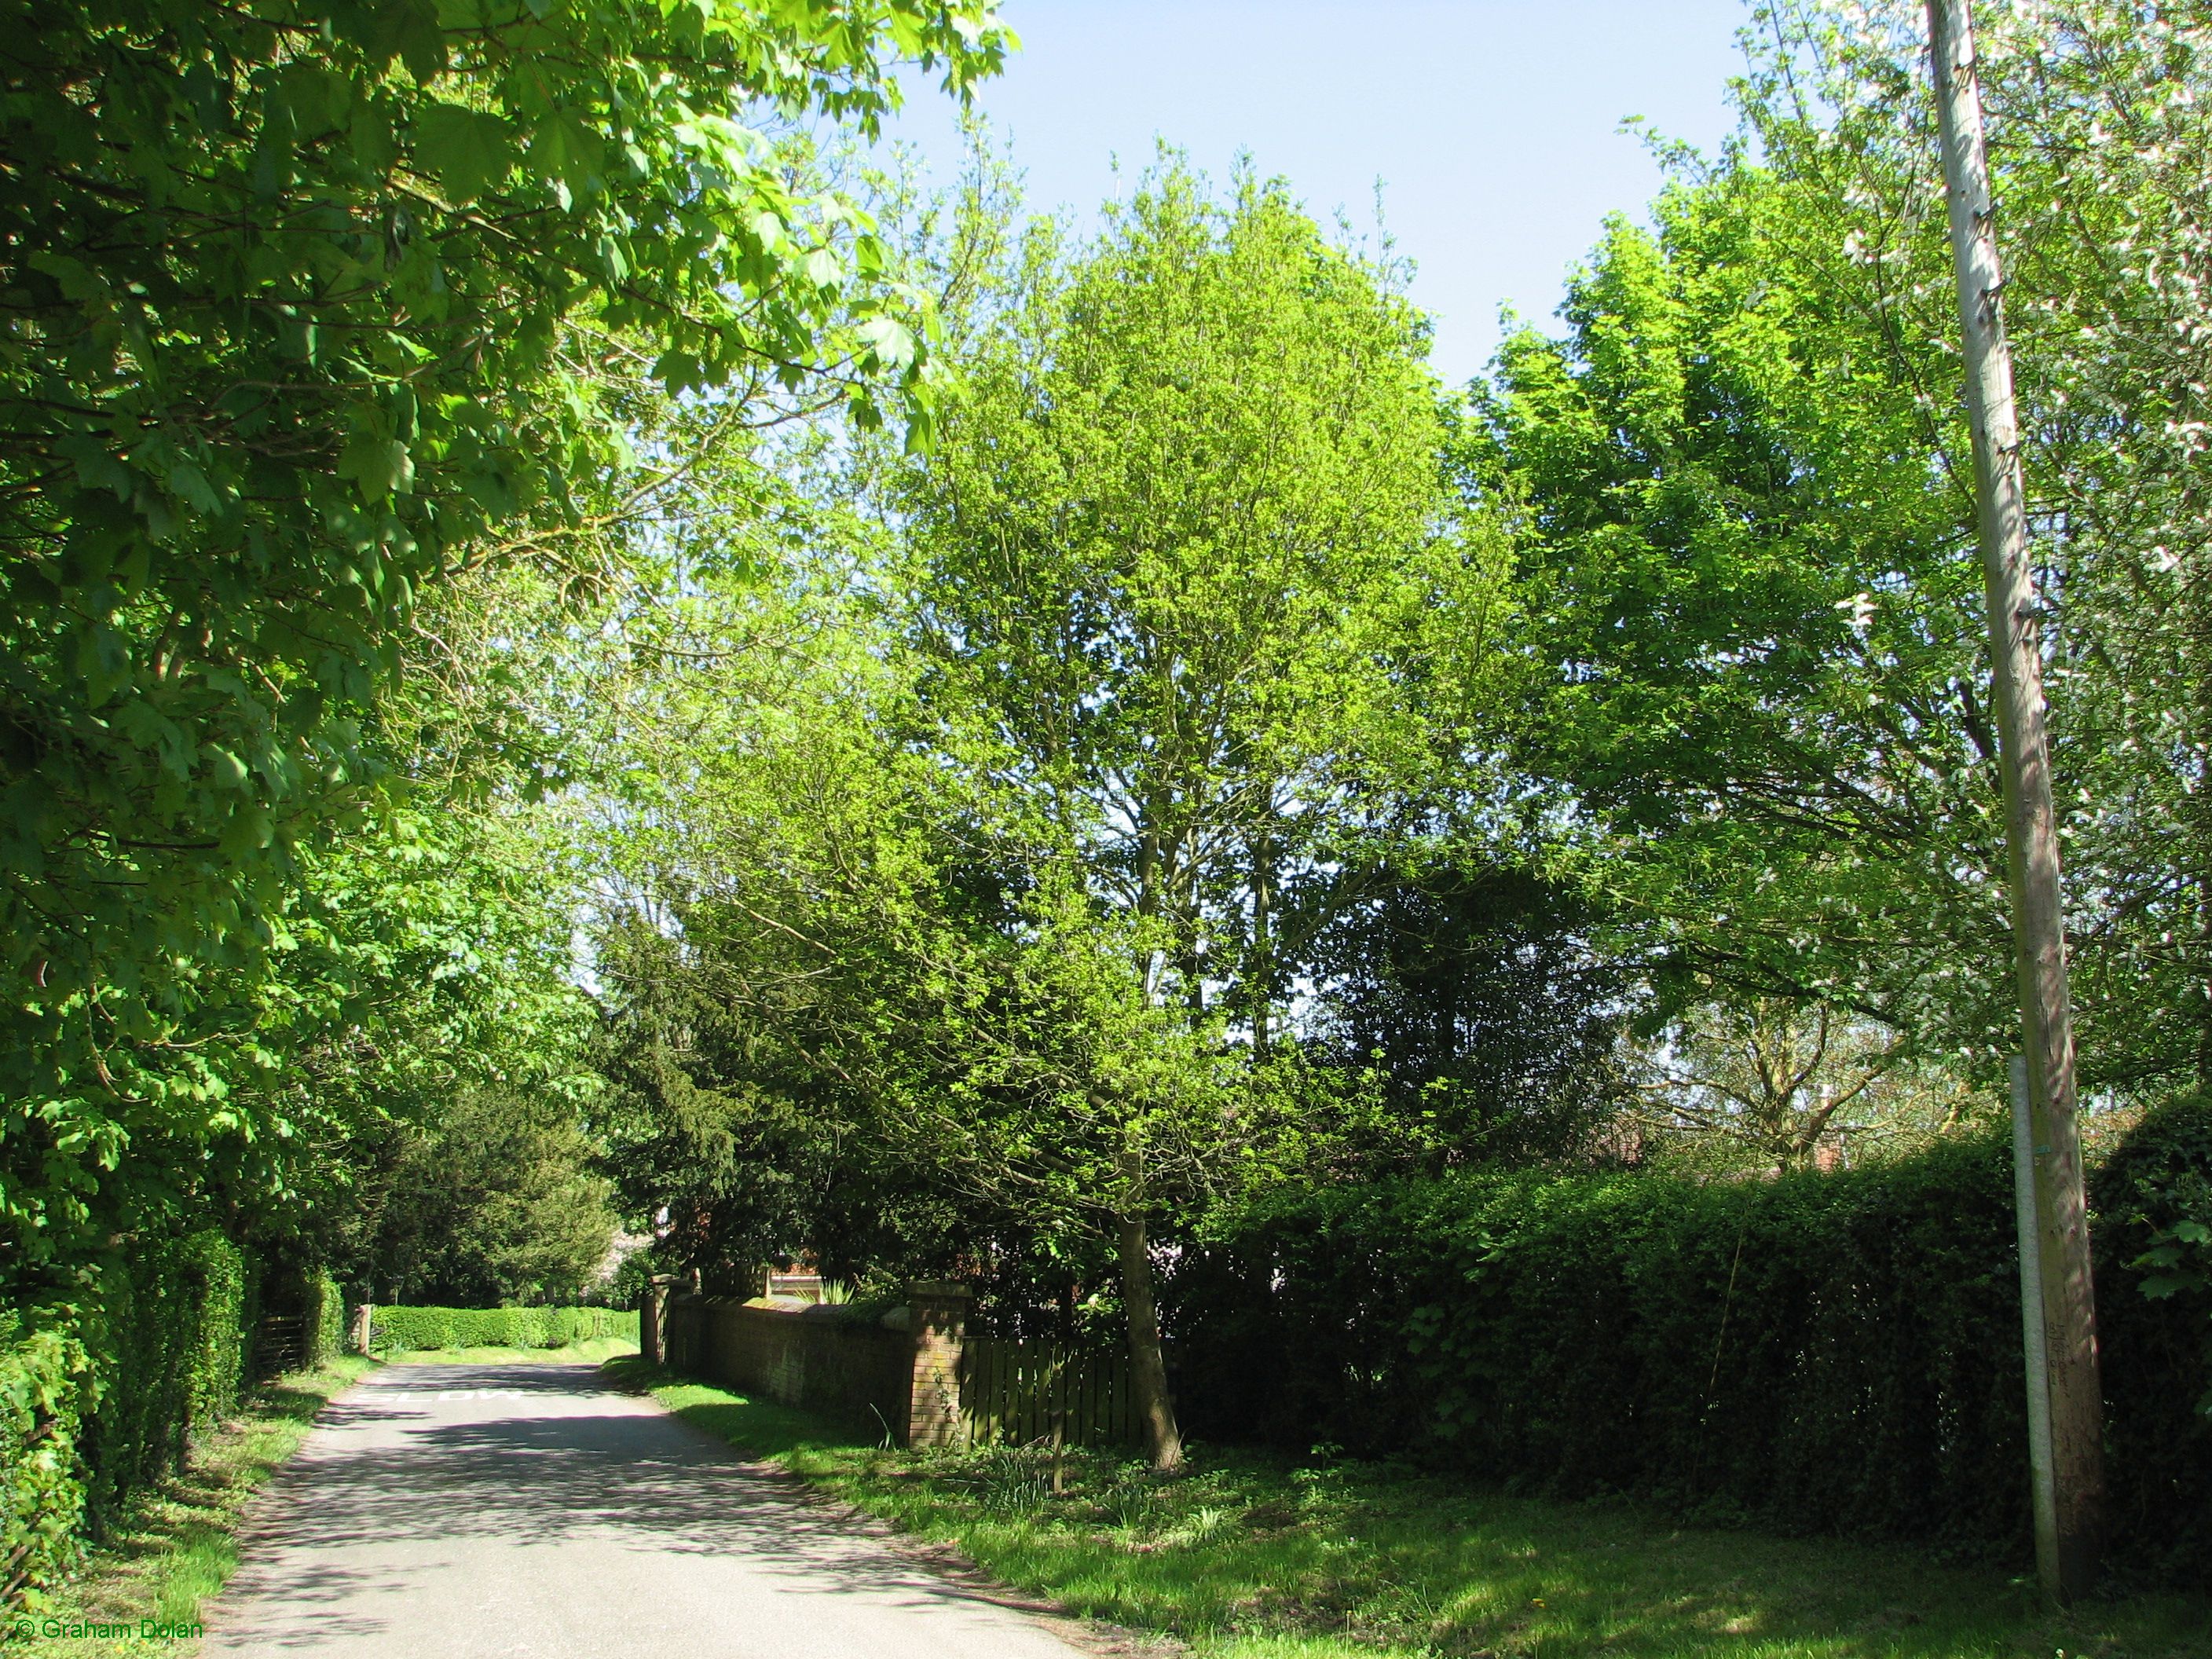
[255,1312,308,1377]
[958,1339,1135,1448]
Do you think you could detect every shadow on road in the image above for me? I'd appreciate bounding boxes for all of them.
[225,1362,1023,1636]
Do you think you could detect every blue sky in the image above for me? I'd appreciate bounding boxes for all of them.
[879,1,1755,388]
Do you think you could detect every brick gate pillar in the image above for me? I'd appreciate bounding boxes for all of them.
[903,1281,972,1448]
[639,1276,667,1366]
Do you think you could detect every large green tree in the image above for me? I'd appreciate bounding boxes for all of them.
[1469,0,2212,1144]
[892,163,1487,1465]
[1475,167,2002,1071]
[357,1082,616,1307]
[579,162,1487,1470]
[1500,2,2212,1110]
[0,0,1009,1279]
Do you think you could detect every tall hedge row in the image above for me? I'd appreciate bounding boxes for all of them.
[0,1311,96,1609]
[1165,1101,2212,1583]
[369,1304,639,1353]
[2,1230,257,1607]
[311,1271,346,1367]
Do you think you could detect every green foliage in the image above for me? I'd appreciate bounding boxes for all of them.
[0,0,1011,1275]
[1166,1103,2212,1583]
[593,158,1513,1470]
[16,1355,376,1646]
[2137,1221,2212,1307]
[357,1083,616,1307]
[0,1309,97,1607]
[368,1303,637,1353]
[1474,160,2003,1068]
[910,158,1492,1043]
[595,899,878,1291]
[1310,862,1628,1167]
[1474,5,2212,1104]
[2133,1217,2212,1419]
[309,1272,345,1368]
[2,1229,254,1610]
[640,1364,2212,1659]
[2093,1098,2212,1576]
[1733,0,2212,1097]
[79,1232,251,1521]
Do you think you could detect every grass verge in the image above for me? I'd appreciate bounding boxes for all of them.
[382,1335,639,1365]
[5,1356,376,1657]
[608,1357,2212,1659]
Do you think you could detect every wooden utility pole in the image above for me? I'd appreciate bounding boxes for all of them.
[1926,0,2105,1602]
[2008,1056,2060,1581]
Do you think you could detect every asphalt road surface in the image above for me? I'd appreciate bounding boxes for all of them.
[203,1362,1092,1658]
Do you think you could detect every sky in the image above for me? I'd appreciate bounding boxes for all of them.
[877,1,1758,389]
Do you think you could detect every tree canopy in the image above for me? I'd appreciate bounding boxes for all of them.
[10,0,2212,1503]
[1,0,1010,1283]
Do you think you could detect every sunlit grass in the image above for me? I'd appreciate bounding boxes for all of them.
[9,1357,376,1657]
[608,1357,2212,1659]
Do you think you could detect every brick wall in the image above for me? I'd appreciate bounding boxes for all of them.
[662,1284,971,1448]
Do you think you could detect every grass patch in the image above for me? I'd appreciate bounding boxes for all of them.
[5,1357,376,1657]
[608,1357,2212,1659]
[382,1335,639,1366]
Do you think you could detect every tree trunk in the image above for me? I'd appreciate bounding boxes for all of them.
[1117,1210,1182,1472]
[1115,1151,1183,1471]
[1928,0,2106,1602]
[2197,826,2212,1092]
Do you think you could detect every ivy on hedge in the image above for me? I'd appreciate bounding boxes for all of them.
[1165,1100,2212,1584]
[369,1305,639,1353]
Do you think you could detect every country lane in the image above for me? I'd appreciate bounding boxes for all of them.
[201,1361,1093,1658]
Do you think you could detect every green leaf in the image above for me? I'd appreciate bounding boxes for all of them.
[856,314,915,370]
[167,460,220,515]
[74,623,130,706]
[218,800,275,859]
[654,350,705,395]
[414,104,515,202]
[338,433,415,503]
[394,0,448,82]
[527,111,604,199]
[203,745,250,789]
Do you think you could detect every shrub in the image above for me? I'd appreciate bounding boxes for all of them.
[368,1304,639,1353]
[2091,1098,2212,1580]
[0,1309,97,1607]
[3,1228,255,1610]
[309,1272,346,1367]
[75,1229,251,1519]
[1166,1101,2212,1582]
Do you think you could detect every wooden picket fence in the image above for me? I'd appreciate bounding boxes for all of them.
[959,1339,1136,1448]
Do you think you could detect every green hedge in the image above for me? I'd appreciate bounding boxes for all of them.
[76,1231,250,1515]
[0,1309,97,1609]
[3,1229,255,1608]
[369,1304,639,1353]
[1165,1101,2212,1583]
[309,1272,346,1367]
[2089,1100,2212,1580]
